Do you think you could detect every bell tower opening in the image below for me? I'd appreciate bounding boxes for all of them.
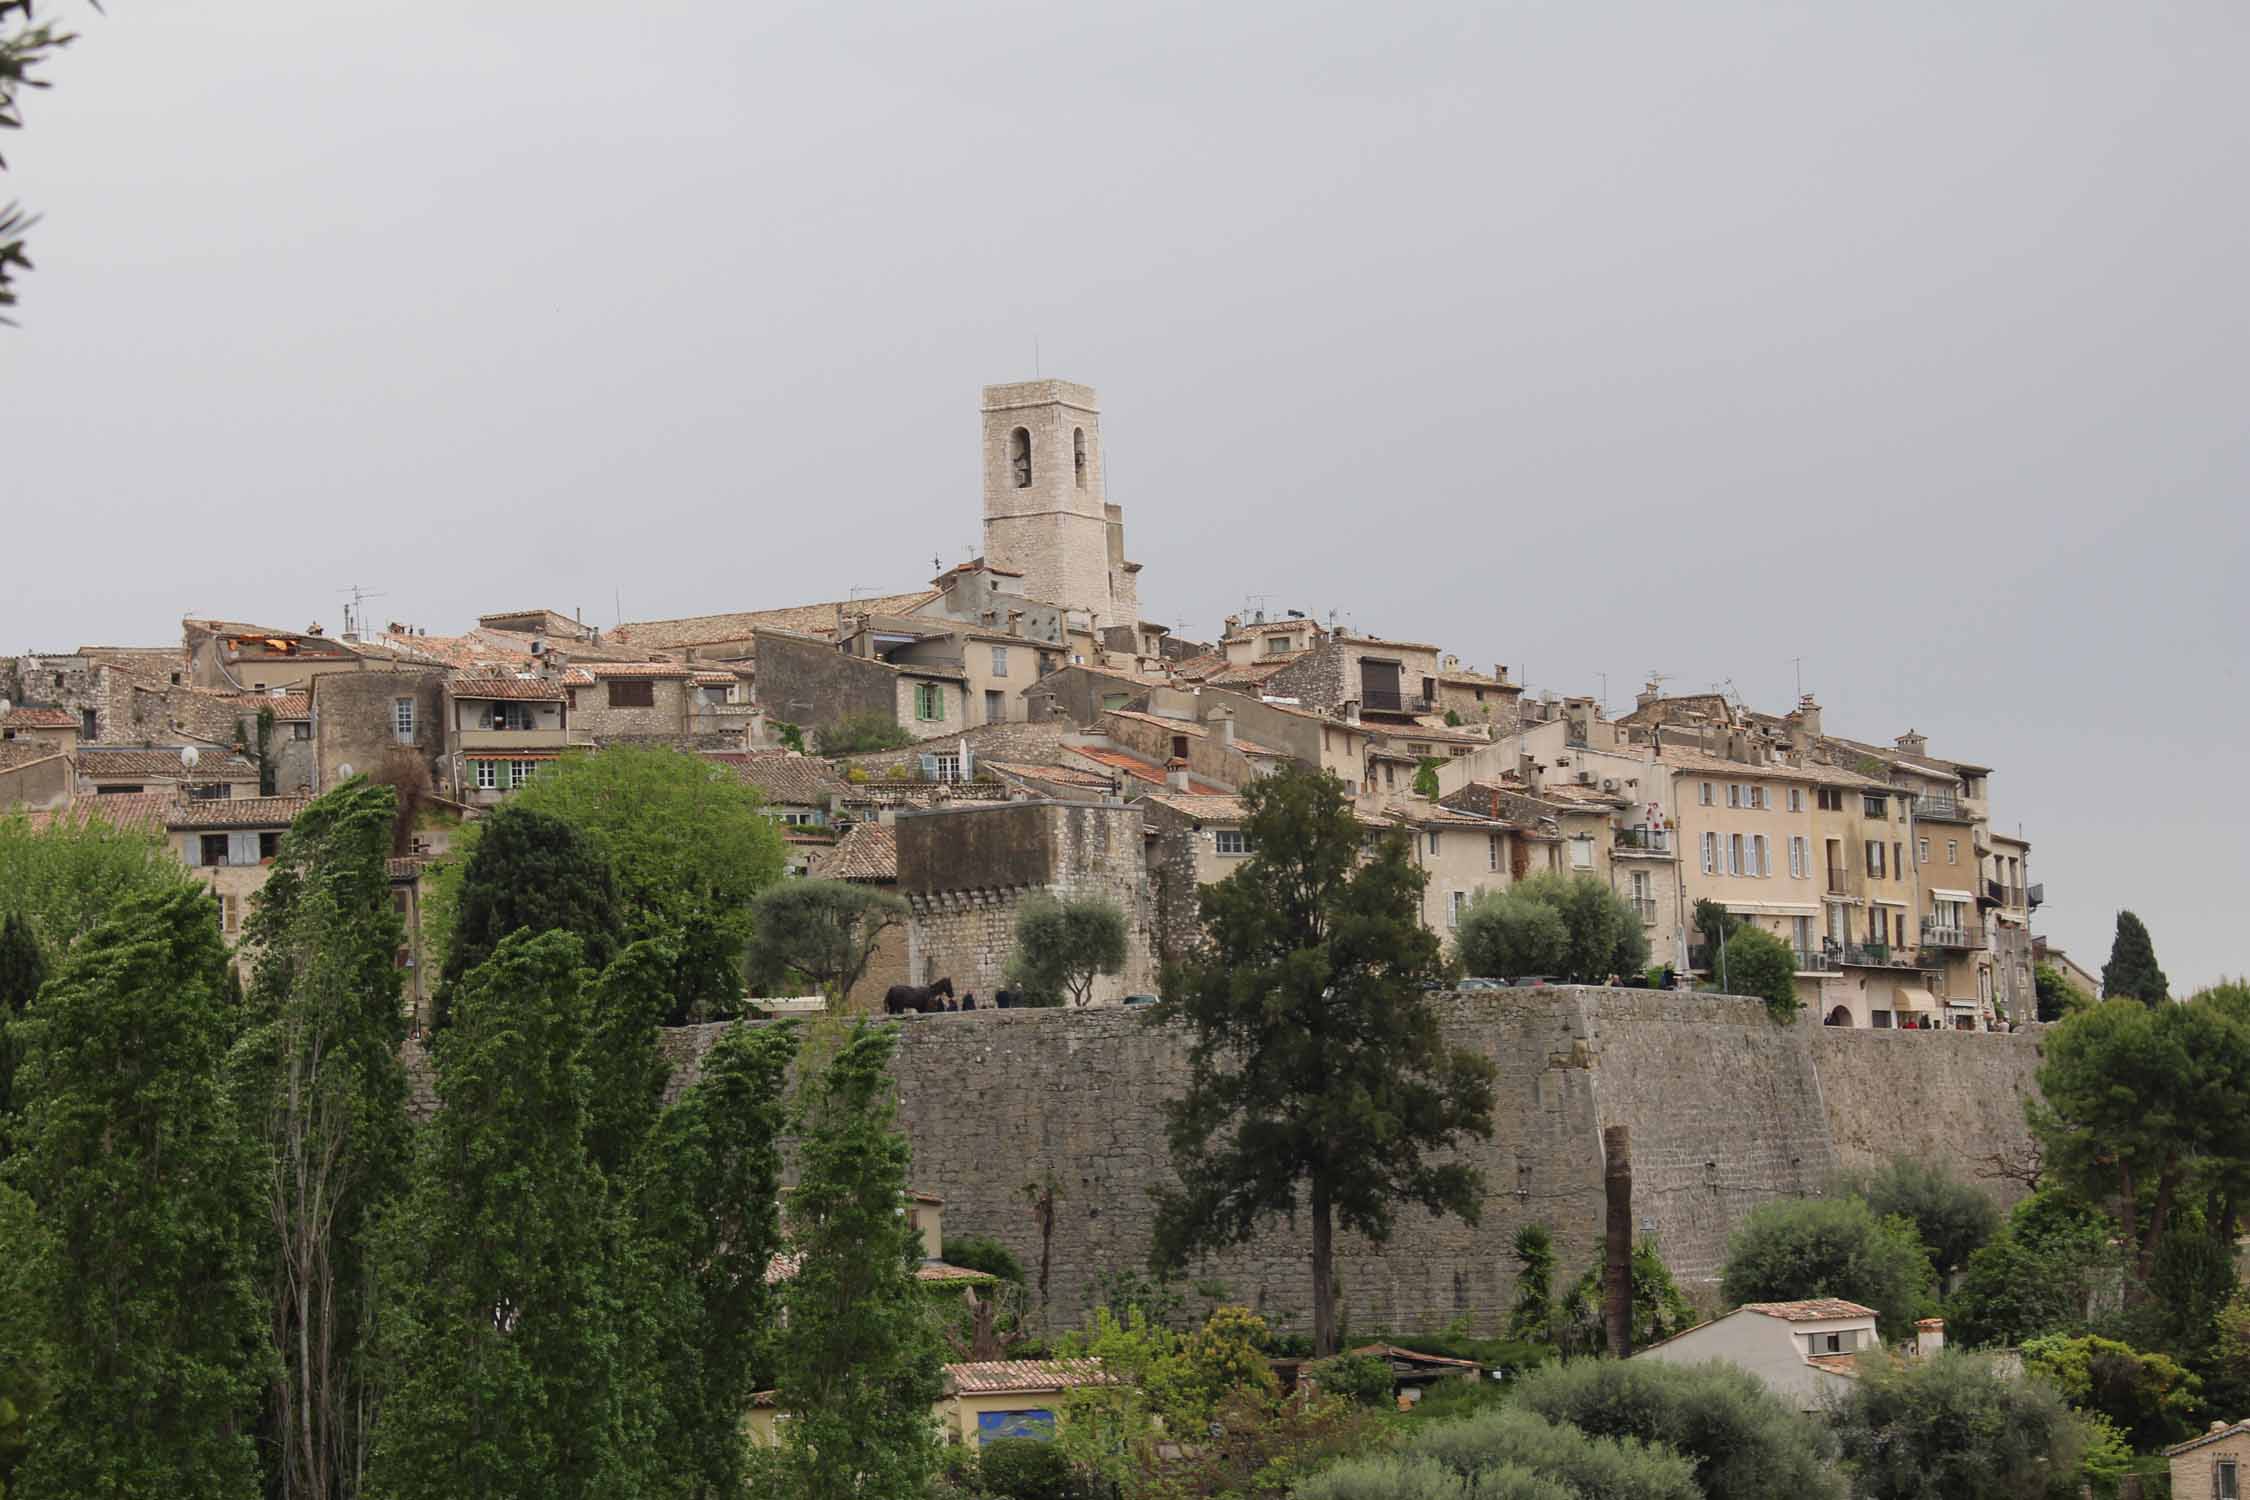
[1073,428,1087,489]
[1009,427,1032,488]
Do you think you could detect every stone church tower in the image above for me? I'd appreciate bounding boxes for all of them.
[981,380,1140,633]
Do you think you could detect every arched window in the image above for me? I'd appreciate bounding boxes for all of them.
[1073,428,1087,488]
[1009,428,1032,489]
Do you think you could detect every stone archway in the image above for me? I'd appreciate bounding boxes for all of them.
[1825,1004,1855,1027]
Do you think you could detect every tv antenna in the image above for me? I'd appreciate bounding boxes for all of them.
[1790,656,1805,698]
[339,584,387,638]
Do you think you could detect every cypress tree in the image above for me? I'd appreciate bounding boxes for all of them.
[370,930,624,1500]
[233,779,411,1500]
[583,938,677,1184]
[773,1021,945,1500]
[6,885,266,1498]
[434,805,619,1030]
[2101,911,2169,1006]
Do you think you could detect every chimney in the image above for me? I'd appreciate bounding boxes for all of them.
[1637,680,1661,710]
[1895,729,1928,758]
[1341,698,1361,725]
[1915,1318,1945,1358]
[1222,614,1241,637]
[1207,708,1235,747]
[1166,760,1190,792]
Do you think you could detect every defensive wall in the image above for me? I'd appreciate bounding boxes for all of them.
[780,986,2046,1336]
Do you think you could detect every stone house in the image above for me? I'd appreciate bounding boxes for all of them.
[78,745,261,800]
[2167,1418,2250,1500]
[1379,804,1514,946]
[172,794,312,943]
[308,670,447,797]
[184,620,369,693]
[1432,658,1523,735]
[226,690,314,795]
[1193,687,1372,788]
[0,705,81,755]
[443,675,575,805]
[899,799,1154,1005]
[979,380,1140,634]
[1634,1298,1884,1412]
[0,742,73,811]
[1262,629,1444,726]
[707,750,846,826]
[1985,831,2036,1024]
[559,660,756,745]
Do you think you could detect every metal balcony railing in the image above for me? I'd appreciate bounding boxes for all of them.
[1360,688,1405,713]
[1919,921,1986,950]
[1914,793,1973,822]
[1614,827,1673,854]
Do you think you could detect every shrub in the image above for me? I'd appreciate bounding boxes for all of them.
[1704,924,1799,1021]
[1839,1159,2002,1274]
[942,1235,1026,1286]
[1405,1404,1698,1500]
[1828,1349,2092,1500]
[1456,890,1569,980]
[976,1436,1083,1500]
[1511,1357,1845,1500]
[1306,1353,1395,1407]
[2020,1333,2200,1451]
[1720,1196,1934,1340]
[1946,1189,2117,1349]
[816,712,917,756]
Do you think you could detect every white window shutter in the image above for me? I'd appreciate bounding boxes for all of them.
[229,831,259,866]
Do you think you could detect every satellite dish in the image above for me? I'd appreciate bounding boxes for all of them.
[0,698,12,717]
[337,763,354,779]
[180,745,201,769]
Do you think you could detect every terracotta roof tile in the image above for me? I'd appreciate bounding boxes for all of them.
[0,707,79,730]
[944,1359,1116,1395]
[448,676,567,702]
[615,591,942,648]
[0,743,67,772]
[709,751,847,807]
[167,795,313,830]
[573,661,696,680]
[1066,747,1227,794]
[1142,793,1248,821]
[24,791,174,838]
[810,822,896,882]
[1741,1299,1879,1322]
[225,692,310,720]
[79,747,260,781]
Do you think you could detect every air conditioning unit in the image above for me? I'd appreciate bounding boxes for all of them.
[1600,778,1619,793]
[1577,771,1594,785]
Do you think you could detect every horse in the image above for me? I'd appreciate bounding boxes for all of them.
[883,977,954,1015]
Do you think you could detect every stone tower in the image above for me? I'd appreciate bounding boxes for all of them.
[981,380,1139,633]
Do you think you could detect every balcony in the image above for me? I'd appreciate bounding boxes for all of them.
[1914,793,1975,823]
[1361,688,1405,714]
[1614,827,1674,856]
[2027,882,2044,909]
[1986,880,2027,910]
[1919,921,1986,950]
[1795,950,1840,974]
[456,727,577,752]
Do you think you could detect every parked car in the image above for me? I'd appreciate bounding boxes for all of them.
[1455,977,1509,991]
[1123,993,1162,1006]
[1510,976,1557,988]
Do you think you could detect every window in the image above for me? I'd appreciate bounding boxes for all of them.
[985,690,1005,724]
[1073,427,1087,488]
[474,760,498,791]
[199,833,230,866]
[1789,835,1807,878]
[1699,781,1714,806]
[80,707,96,738]
[485,702,535,732]
[1171,735,1190,761]
[1793,915,1814,954]
[259,831,281,861]
[511,760,539,788]
[1817,787,1843,812]
[929,752,962,782]
[393,697,415,743]
[607,680,655,709]
[991,646,1009,676]
[1700,832,1717,874]
[1863,793,1888,818]
[1009,426,1032,487]
[1488,835,1501,872]
[1947,840,1959,864]
[185,782,230,801]
[1570,836,1594,869]
[1748,785,1767,810]
[1427,831,1441,856]
[1215,829,1252,856]
[1865,840,1886,878]
[1893,842,1904,880]
[1448,890,1470,928]
[1265,636,1290,655]
[915,682,945,721]
[1751,834,1768,877]
[1727,783,1742,809]
[222,894,239,934]
[1918,837,1930,864]
[2219,1458,2240,1500]
[291,721,310,741]
[1728,833,1744,876]
[1787,787,1803,812]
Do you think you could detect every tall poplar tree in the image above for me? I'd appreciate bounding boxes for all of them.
[1151,764,1498,1356]
[431,804,619,1030]
[6,885,266,1498]
[0,907,46,1126]
[370,931,624,1500]
[232,779,411,1500]
[772,1021,944,1500]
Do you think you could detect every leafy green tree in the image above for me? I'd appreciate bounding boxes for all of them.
[1691,898,1739,952]
[1720,1196,1934,1340]
[1704,923,1799,1020]
[371,931,625,1500]
[1151,765,1498,1356]
[1946,1189,2118,1349]
[816,712,917,756]
[2034,963,2089,1023]
[2031,996,2250,1285]
[1510,873,1650,983]
[1509,1224,1558,1343]
[1008,893,1129,1007]
[2100,911,2168,1006]
[1412,758,1444,799]
[0,1178,49,1495]
[1827,1350,2090,1500]
[1511,1357,1844,1500]
[232,779,411,1500]
[0,809,191,952]
[1554,1240,1697,1355]
[582,939,676,1183]
[1455,889,1568,980]
[1840,1159,2002,1275]
[0,907,45,1123]
[1305,1404,1701,1500]
[771,1021,945,1500]
[431,803,620,1029]
[745,879,908,1010]
[0,1,82,321]
[621,1019,794,1500]
[7,885,267,1498]
[2020,1333,2200,1451]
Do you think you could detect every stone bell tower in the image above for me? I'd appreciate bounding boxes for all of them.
[981,380,1137,633]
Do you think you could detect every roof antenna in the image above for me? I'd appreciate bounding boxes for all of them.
[1034,338,1041,378]
[1791,656,1805,698]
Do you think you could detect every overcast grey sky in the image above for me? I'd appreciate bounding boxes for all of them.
[3,1,2244,985]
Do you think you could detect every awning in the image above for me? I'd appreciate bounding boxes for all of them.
[466,751,564,762]
[1929,888,1975,904]
[1724,901,1821,917]
[1944,999,1980,1011]
[1871,898,1908,908]
[1896,988,1939,1012]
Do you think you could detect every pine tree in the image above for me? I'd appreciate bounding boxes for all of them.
[232,779,411,1500]
[370,930,625,1500]
[2101,911,2169,1006]
[1151,764,1498,1356]
[773,1021,945,1500]
[6,885,266,1498]
[622,1020,795,1499]
[433,804,619,1030]
[0,907,47,1124]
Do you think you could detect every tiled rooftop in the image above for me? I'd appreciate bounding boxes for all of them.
[0,707,79,730]
[78,747,260,781]
[167,795,313,830]
[615,591,942,648]
[811,822,897,882]
[944,1359,1115,1396]
[1741,1299,1880,1322]
[448,676,567,702]
[24,791,174,838]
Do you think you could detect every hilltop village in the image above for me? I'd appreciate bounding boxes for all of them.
[0,379,2076,1027]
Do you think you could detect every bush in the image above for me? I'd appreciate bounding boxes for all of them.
[1456,890,1569,980]
[1511,1357,1845,1500]
[1840,1159,2002,1274]
[976,1437,1083,1500]
[1828,1349,2092,1500]
[2020,1333,2201,1451]
[1704,924,1800,1021]
[1405,1404,1699,1500]
[943,1235,1026,1286]
[816,712,917,756]
[1306,1353,1395,1407]
[1515,873,1650,982]
[1720,1196,1934,1341]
